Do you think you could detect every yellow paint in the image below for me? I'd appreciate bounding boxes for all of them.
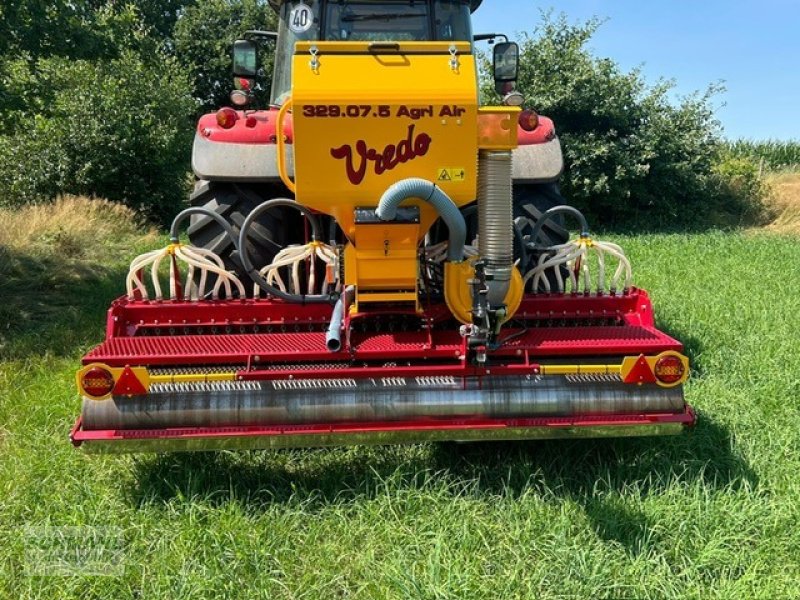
[619,351,690,388]
[444,261,525,324]
[276,99,296,193]
[344,222,420,311]
[477,106,521,150]
[291,41,478,240]
[540,364,622,376]
[76,363,149,401]
[77,363,238,400]
[149,372,237,385]
[436,167,467,183]
[287,41,528,323]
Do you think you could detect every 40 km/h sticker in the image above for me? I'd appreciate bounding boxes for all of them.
[437,168,466,183]
[289,3,314,34]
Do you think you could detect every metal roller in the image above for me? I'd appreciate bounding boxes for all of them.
[82,375,685,430]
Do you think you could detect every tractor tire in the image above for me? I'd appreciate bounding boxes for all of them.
[513,183,572,289]
[187,181,289,287]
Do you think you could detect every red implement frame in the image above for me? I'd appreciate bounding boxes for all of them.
[85,288,680,367]
[73,288,695,450]
[71,409,696,452]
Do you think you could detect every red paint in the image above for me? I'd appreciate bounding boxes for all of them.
[197,109,556,148]
[112,366,148,396]
[517,115,556,145]
[330,124,432,185]
[654,354,685,385]
[82,288,682,369]
[70,407,697,448]
[623,354,658,385]
[197,109,292,144]
[81,366,115,398]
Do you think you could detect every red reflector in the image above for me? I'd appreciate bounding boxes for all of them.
[216,107,238,129]
[623,355,657,385]
[519,109,540,132]
[654,355,685,385]
[113,366,147,396]
[82,367,115,399]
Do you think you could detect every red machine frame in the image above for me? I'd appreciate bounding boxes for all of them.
[72,288,695,451]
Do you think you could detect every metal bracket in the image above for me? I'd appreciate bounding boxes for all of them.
[449,45,460,71]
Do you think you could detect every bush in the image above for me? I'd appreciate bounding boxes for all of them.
[0,51,196,223]
[707,153,771,227]
[485,14,765,229]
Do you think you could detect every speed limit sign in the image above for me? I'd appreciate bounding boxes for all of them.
[289,3,314,34]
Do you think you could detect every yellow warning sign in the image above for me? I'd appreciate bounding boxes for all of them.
[437,167,466,183]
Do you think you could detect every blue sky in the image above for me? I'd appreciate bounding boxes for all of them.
[472,0,800,140]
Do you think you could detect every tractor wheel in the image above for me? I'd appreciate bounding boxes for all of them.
[187,181,289,289]
[513,182,572,289]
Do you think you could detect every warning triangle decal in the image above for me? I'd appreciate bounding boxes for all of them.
[622,354,657,385]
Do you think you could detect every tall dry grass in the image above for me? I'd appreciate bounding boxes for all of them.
[765,173,800,234]
[0,195,156,258]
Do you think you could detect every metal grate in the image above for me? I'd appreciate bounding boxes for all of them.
[84,324,680,367]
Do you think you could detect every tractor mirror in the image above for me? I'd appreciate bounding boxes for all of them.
[232,39,258,78]
[493,42,519,83]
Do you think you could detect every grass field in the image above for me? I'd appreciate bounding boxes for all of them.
[2,198,800,598]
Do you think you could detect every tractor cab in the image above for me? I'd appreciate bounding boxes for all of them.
[270,0,477,104]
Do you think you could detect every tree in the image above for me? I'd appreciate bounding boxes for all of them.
[174,0,277,112]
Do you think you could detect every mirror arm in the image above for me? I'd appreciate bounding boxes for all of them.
[244,30,278,41]
[474,33,508,43]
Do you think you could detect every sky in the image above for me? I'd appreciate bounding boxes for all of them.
[472,0,800,140]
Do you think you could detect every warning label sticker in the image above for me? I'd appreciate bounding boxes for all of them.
[437,168,466,183]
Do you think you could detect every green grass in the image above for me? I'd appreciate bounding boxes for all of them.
[2,230,800,598]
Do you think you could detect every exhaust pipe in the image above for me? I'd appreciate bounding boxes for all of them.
[478,150,514,307]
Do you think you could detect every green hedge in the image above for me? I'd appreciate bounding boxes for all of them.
[0,51,195,223]
[484,14,768,228]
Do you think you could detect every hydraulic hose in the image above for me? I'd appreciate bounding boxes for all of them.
[530,205,590,248]
[238,199,332,304]
[375,178,466,263]
[326,286,355,353]
[169,207,238,245]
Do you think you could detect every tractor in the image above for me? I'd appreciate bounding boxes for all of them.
[71,0,694,452]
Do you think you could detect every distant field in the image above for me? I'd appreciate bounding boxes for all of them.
[1,198,800,598]
[727,140,800,173]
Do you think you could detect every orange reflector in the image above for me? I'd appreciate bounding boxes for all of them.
[81,366,115,399]
[654,354,685,385]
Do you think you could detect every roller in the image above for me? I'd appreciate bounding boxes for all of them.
[82,376,684,430]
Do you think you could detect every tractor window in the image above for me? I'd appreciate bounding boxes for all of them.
[272,0,322,105]
[433,0,472,41]
[324,1,431,41]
